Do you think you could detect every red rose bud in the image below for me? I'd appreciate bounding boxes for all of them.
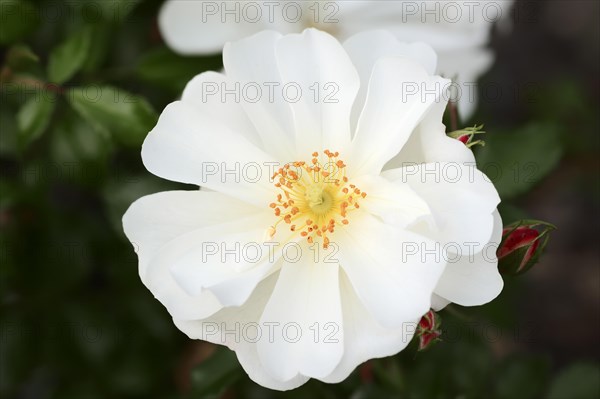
[458,134,470,144]
[497,219,556,275]
[447,124,486,148]
[419,309,437,330]
[419,330,442,351]
[498,226,539,259]
[417,310,442,351]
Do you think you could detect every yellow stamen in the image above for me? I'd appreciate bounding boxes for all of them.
[268,151,366,248]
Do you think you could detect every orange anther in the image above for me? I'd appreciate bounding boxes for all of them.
[269,150,363,248]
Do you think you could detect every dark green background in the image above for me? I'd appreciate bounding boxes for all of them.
[1,0,599,398]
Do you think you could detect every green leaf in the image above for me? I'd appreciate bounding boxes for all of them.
[5,44,39,70]
[547,363,600,399]
[47,26,94,84]
[82,23,113,72]
[0,0,39,45]
[189,348,241,398]
[66,85,157,147]
[137,46,222,93]
[16,95,55,149]
[476,123,563,199]
[50,108,112,167]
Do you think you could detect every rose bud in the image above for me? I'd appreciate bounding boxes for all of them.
[458,134,470,144]
[497,219,556,275]
[448,124,486,148]
[417,310,442,351]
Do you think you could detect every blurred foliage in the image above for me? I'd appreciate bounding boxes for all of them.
[476,122,562,200]
[0,0,598,398]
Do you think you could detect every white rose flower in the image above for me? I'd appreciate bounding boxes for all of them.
[123,29,503,390]
[158,0,514,118]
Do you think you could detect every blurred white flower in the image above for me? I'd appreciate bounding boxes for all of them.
[158,0,514,118]
[123,29,503,390]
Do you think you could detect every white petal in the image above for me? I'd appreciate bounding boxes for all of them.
[335,213,446,329]
[344,30,437,86]
[234,338,309,391]
[380,23,490,53]
[174,273,310,391]
[354,1,502,53]
[383,162,500,252]
[437,47,493,120]
[142,101,276,205]
[223,30,296,161]
[257,250,343,380]
[384,98,476,167]
[322,271,419,383]
[350,57,450,176]
[122,190,261,319]
[181,71,262,149]
[343,30,437,131]
[145,211,278,307]
[275,28,360,156]
[434,210,504,306]
[158,0,264,55]
[371,7,499,121]
[351,174,431,228]
[430,293,451,311]
[398,163,499,214]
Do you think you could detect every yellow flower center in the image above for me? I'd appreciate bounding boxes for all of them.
[269,150,366,248]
